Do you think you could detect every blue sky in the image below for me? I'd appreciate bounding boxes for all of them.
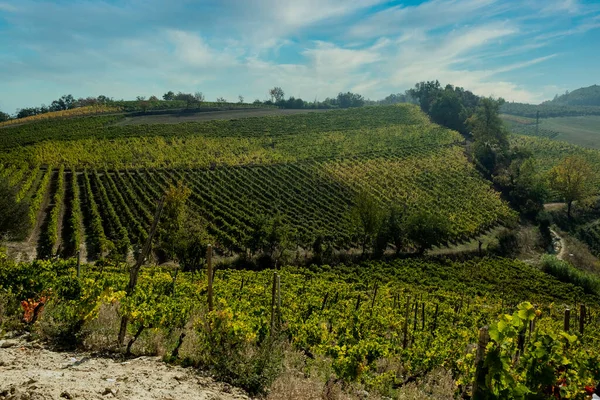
[0,0,599,114]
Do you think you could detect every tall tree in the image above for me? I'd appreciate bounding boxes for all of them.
[269,87,285,103]
[0,111,10,122]
[468,97,509,176]
[154,181,208,270]
[548,156,596,219]
[429,89,467,133]
[351,191,384,255]
[336,92,364,108]
[405,209,450,254]
[162,91,175,101]
[407,80,442,113]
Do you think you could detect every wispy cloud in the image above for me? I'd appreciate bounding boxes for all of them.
[0,0,598,112]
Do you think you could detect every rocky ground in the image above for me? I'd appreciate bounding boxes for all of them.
[0,335,250,400]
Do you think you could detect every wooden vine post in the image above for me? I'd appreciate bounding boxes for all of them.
[118,196,165,347]
[270,272,279,332]
[472,326,490,399]
[207,244,213,312]
[579,304,586,335]
[403,296,410,349]
[564,308,571,332]
[76,250,81,278]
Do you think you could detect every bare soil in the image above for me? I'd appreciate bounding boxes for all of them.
[0,336,251,400]
[114,108,333,126]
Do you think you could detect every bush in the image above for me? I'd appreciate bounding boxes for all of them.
[489,229,521,257]
[195,309,283,395]
[36,299,87,347]
[540,255,600,295]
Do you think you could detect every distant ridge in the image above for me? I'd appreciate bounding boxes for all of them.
[544,84,600,106]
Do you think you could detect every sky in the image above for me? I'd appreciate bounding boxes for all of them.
[0,0,599,114]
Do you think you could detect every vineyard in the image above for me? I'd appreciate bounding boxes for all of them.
[0,104,517,260]
[510,135,600,183]
[1,254,600,397]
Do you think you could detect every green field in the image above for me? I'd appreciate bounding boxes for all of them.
[542,116,600,149]
[502,114,600,149]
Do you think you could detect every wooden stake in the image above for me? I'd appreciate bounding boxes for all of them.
[432,303,439,335]
[421,302,425,331]
[579,304,586,335]
[321,292,329,311]
[403,296,410,349]
[564,308,570,332]
[207,244,213,312]
[270,272,278,332]
[76,250,81,278]
[472,326,490,399]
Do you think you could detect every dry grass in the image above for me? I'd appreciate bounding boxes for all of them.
[396,368,455,400]
[561,233,600,274]
[81,302,120,351]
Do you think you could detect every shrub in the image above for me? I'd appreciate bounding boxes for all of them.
[489,229,521,257]
[195,308,283,395]
[540,255,600,295]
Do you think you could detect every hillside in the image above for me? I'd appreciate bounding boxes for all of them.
[0,104,514,260]
[546,84,600,106]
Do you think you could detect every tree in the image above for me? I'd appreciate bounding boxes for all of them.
[246,214,291,261]
[49,94,76,111]
[136,96,146,101]
[548,156,596,219]
[154,182,208,270]
[0,111,10,123]
[336,92,364,108]
[148,95,159,101]
[163,91,175,101]
[238,95,244,104]
[216,97,226,104]
[269,87,285,103]
[175,92,196,108]
[495,151,548,219]
[351,191,384,255]
[428,89,468,133]
[0,178,29,239]
[407,80,442,113]
[405,210,450,254]
[467,97,509,176]
[194,91,205,104]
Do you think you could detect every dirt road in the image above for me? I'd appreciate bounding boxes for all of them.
[0,336,250,400]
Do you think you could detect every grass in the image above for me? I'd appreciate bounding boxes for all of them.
[541,116,600,149]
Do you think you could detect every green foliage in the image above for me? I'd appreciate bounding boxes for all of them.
[482,302,600,399]
[539,255,600,296]
[27,167,53,232]
[0,176,29,239]
[2,254,600,396]
[548,156,597,218]
[195,309,283,395]
[469,98,510,176]
[38,165,65,259]
[351,191,384,255]
[405,210,451,253]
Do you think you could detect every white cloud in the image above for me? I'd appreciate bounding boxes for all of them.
[349,0,499,38]
[166,30,240,68]
[0,2,17,12]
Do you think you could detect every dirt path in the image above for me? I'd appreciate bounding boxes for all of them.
[0,337,250,400]
[550,229,567,260]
